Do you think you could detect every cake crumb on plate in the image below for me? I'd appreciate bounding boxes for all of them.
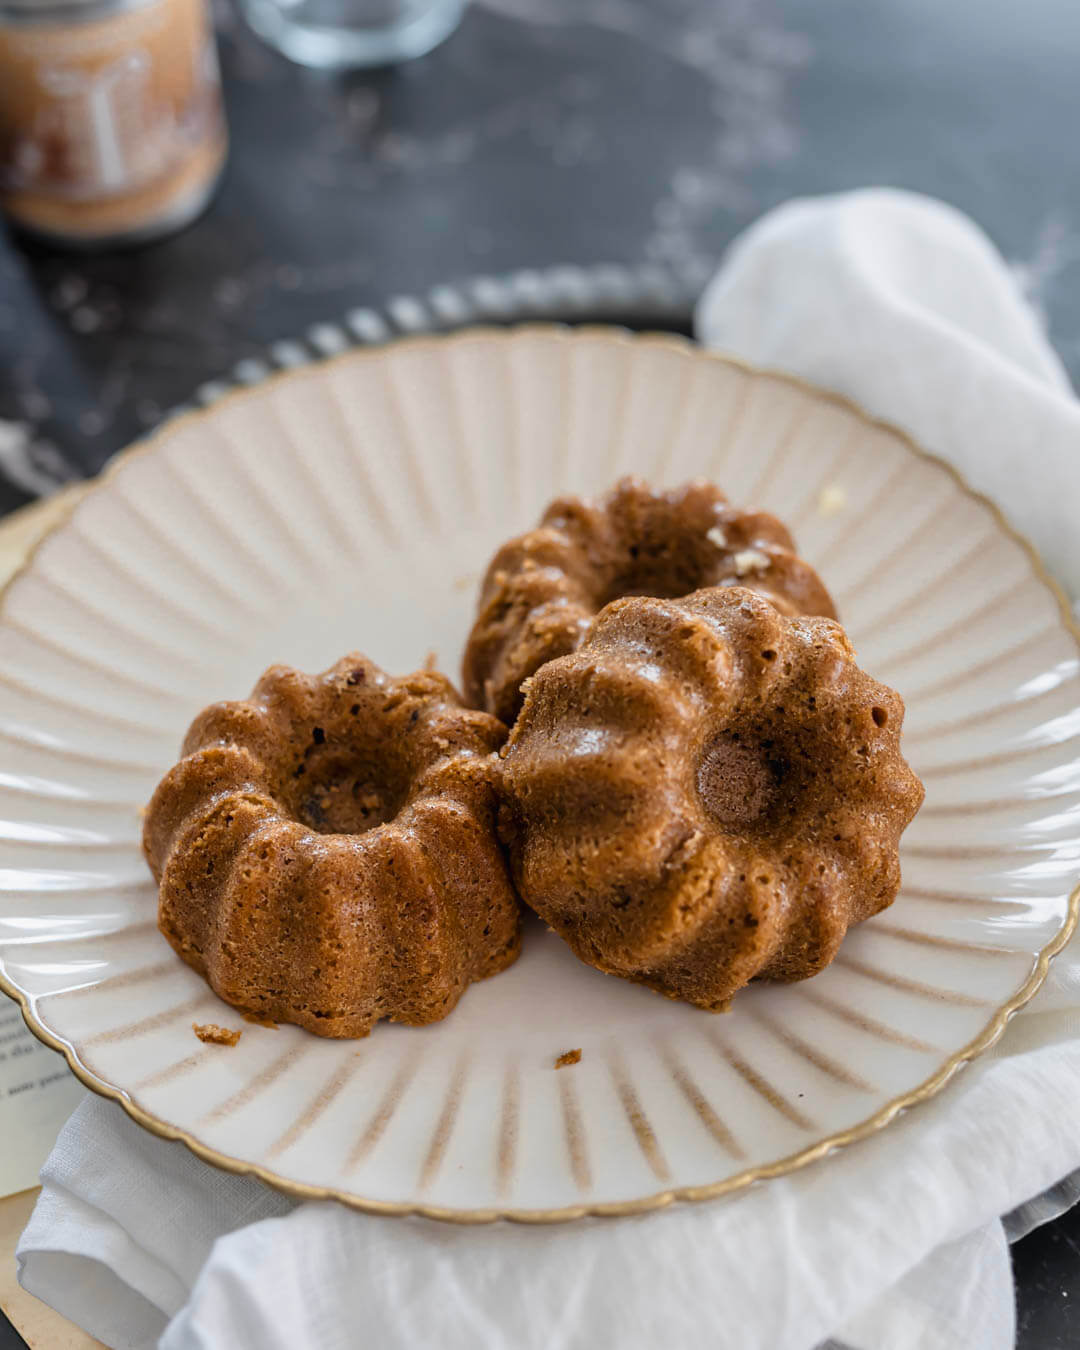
[817,484,848,517]
[193,1022,242,1046]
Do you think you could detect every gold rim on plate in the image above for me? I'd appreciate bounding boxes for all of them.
[0,325,1077,1223]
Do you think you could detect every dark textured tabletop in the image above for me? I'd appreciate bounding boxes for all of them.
[1,0,1079,1345]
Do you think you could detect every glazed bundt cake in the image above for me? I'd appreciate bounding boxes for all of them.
[498,588,924,1010]
[464,477,836,724]
[144,655,522,1037]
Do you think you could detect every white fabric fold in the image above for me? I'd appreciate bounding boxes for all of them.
[694,188,1080,590]
[17,188,1080,1350]
[834,1224,1016,1350]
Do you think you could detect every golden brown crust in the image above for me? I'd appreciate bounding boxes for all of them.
[498,588,923,1010]
[145,655,523,1038]
[463,477,836,724]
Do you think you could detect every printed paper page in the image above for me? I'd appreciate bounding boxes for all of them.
[0,1001,83,1197]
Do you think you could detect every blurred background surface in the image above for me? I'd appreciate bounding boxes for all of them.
[2,0,1080,512]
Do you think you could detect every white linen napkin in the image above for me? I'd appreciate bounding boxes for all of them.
[17,188,1080,1350]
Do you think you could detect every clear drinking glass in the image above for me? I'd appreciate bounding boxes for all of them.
[239,0,465,69]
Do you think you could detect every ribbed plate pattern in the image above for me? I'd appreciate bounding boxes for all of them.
[0,327,1077,1221]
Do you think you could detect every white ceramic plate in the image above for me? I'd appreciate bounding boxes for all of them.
[1,327,1077,1222]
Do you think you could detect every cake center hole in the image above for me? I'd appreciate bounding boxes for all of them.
[294,748,404,835]
[605,548,712,606]
[696,733,777,828]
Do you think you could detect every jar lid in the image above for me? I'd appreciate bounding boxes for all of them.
[0,0,157,21]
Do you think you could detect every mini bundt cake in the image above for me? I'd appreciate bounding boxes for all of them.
[498,588,924,1010]
[143,656,522,1037]
[464,477,836,724]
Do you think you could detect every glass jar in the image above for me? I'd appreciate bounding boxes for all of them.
[0,0,227,248]
[238,0,464,71]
